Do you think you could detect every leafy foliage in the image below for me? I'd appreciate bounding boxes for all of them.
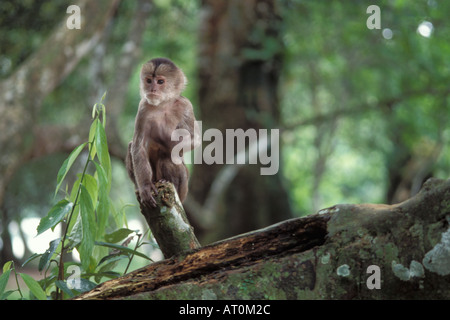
[281,1,450,213]
[1,96,152,300]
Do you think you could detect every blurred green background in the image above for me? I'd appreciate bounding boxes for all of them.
[0,0,448,274]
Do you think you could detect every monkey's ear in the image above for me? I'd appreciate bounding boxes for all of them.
[175,69,187,94]
[181,73,188,89]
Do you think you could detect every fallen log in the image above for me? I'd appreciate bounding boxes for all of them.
[76,178,450,300]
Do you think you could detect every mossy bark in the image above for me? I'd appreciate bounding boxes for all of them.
[76,178,450,300]
[138,181,201,258]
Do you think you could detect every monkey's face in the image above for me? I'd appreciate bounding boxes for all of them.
[140,58,187,106]
[142,74,168,106]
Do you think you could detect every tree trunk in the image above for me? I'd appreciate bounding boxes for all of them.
[190,0,292,242]
[77,178,450,300]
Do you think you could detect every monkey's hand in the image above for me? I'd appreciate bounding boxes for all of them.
[138,183,158,208]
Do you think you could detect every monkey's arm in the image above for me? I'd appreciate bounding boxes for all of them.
[131,141,158,207]
[175,98,201,151]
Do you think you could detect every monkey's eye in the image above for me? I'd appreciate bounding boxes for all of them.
[157,79,165,85]
[146,78,152,84]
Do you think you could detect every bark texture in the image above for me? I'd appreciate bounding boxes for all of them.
[138,182,201,259]
[76,178,450,300]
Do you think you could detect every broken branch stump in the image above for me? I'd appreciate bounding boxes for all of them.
[137,181,201,258]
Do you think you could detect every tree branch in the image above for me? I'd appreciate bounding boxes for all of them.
[138,181,201,258]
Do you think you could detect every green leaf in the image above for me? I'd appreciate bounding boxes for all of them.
[67,215,82,249]
[68,175,82,204]
[97,253,127,268]
[112,203,128,229]
[95,119,111,183]
[95,255,125,282]
[104,228,135,244]
[37,200,74,236]
[100,104,106,126]
[55,280,75,298]
[19,273,47,300]
[65,278,97,293]
[88,119,98,160]
[94,271,121,283]
[79,185,96,270]
[96,189,110,236]
[101,91,107,102]
[92,103,98,119]
[56,275,97,297]
[95,241,151,261]
[93,161,110,235]
[0,269,11,298]
[22,253,42,268]
[0,290,14,300]
[38,238,61,272]
[78,278,98,293]
[2,261,12,273]
[65,198,80,241]
[55,142,87,197]
[80,173,98,208]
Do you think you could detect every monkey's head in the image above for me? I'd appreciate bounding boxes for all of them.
[140,57,187,106]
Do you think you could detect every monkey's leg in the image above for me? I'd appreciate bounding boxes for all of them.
[171,163,189,203]
[157,159,188,202]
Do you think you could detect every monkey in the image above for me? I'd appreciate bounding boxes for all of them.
[126,58,200,208]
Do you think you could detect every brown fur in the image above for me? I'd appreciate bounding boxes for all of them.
[126,58,198,207]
